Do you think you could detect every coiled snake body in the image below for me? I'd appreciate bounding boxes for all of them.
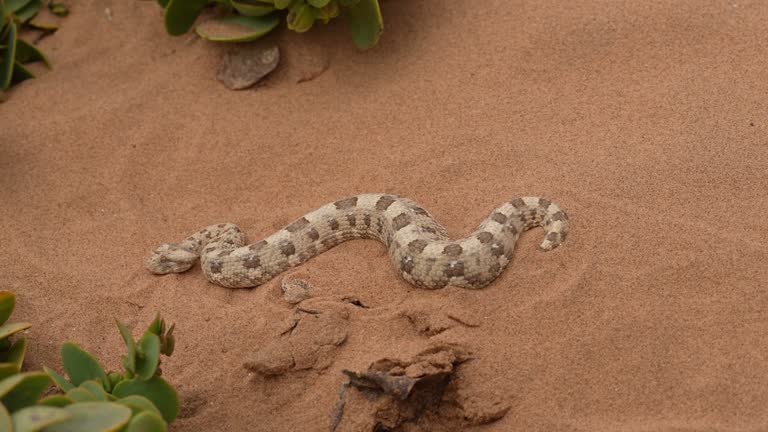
[146,193,569,289]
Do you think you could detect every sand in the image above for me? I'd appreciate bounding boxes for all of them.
[3,0,768,430]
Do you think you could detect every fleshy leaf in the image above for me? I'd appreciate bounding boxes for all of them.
[195,14,279,42]
[65,387,98,403]
[48,1,68,16]
[136,333,160,380]
[343,0,382,49]
[116,395,162,417]
[43,402,132,432]
[0,404,10,432]
[113,376,179,423]
[0,364,17,381]
[0,372,51,412]
[26,19,58,31]
[79,380,110,401]
[37,394,74,407]
[13,0,41,23]
[0,322,30,342]
[43,366,75,392]
[273,0,292,9]
[231,0,274,16]
[116,320,137,375]
[124,411,168,432]
[5,336,26,370]
[60,342,109,389]
[163,0,209,36]
[4,0,32,14]
[10,60,35,86]
[10,406,70,431]
[0,292,15,326]
[286,1,315,32]
[0,21,15,90]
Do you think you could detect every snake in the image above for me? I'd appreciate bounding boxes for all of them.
[145,193,569,289]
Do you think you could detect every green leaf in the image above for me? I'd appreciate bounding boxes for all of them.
[4,0,32,14]
[42,402,132,432]
[146,314,163,337]
[286,1,315,32]
[107,371,123,390]
[115,395,162,417]
[10,60,34,85]
[0,364,17,381]
[43,366,75,392]
[163,0,209,36]
[273,0,292,9]
[37,394,74,407]
[11,406,70,432]
[112,376,179,423]
[343,0,381,49]
[13,0,40,23]
[0,372,51,412]
[315,1,339,23]
[60,342,109,388]
[0,292,15,326]
[195,14,279,42]
[156,0,170,8]
[65,387,97,402]
[231,0,274,16]
[307,0,328,7]
[48,1,68,16]
[4,336,26,370]
[0,322,30,344]
[124,411,167,432]
[337,0,358,6]
[79,380,109,401]
[135,333,159,380]
[116,320,136,375]
[26,19,58,31]
[0,404,10,432]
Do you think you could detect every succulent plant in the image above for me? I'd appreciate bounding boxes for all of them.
[157,0,383,49]
[0,0,55,98]
[0,290,179,431]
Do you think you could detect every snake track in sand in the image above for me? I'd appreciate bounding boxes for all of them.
[146,193,569,289]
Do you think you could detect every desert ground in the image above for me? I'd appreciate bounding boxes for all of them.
[3,0,768,430]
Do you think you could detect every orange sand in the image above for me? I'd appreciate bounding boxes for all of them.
[3,0,768,430]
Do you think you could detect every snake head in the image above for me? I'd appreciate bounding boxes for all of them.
[145,243,198,274]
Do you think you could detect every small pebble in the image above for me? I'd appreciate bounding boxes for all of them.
[281,278,312,304]
[217,43,280,90]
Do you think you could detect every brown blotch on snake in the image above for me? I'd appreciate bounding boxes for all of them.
[146,193,569,289]
[375,195,396,211]
[334,197,358,209]
[243,256,260,269]
[306,228,320,241]
[408,239,429,254]
[286,217,310,232]
[490,212,507,224]
[392,213,411,231]
[443,244,463,257]
[476,232,494,243]
[279,240,296,256]
[249,240,267,252]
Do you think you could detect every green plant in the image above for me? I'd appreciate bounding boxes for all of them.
[0,290,179,431]
[0,0,55,98]
[157,0,383,49]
